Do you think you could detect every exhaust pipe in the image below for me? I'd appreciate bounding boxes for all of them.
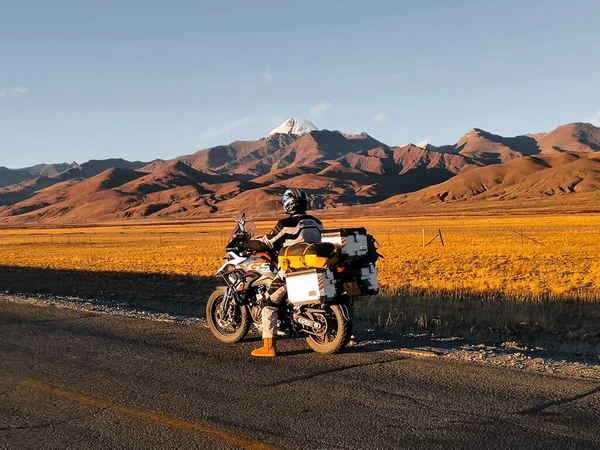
[289,313,323,331]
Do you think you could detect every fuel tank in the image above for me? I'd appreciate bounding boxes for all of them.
[240,254,278,277]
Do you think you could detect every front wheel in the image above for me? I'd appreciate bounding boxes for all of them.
[305,304,351,354]
[206,287,250,344]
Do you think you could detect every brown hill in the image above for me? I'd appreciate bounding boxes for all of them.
[392,144,480,174]
[21,163,72,178]
[0,163,75,188]
[532,122,600,154]
[0,159,151,208]
[158,131,388,176]
[455,128,541,163]
[1,122,599,223]
[0,167,37,189]
[0,168,146,220]
[384,152,600,207]
[0,175,73,206]
[443,123,600,164]
[0,159,150,189]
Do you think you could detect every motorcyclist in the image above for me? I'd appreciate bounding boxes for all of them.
[242,188,323,357]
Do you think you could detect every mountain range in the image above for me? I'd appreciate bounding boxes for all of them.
[1,119,599,224]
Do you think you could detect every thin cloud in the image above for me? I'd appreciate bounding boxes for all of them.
[309,102,332,117]
[585,110,600,126]
[0,86,29,97]
[200,116,259,139]
[262,69,274,83]
[374,113,388,123]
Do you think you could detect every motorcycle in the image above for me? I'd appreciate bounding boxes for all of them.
[206,214,379,354]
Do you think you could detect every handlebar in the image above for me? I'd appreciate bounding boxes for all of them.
[225,231,250,253]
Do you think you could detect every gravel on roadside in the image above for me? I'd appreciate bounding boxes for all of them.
[2,292,599,381]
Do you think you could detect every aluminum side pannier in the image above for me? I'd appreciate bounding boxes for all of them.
[285,268,337,305]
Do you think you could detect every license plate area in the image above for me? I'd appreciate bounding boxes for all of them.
[343,282,362,296]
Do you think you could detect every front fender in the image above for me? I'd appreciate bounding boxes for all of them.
[216,252,247,275]
[216,260,235,275]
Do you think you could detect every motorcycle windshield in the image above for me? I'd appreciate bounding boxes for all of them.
[229,214,257,242]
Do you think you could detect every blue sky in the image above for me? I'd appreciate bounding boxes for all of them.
[1,0,599,168]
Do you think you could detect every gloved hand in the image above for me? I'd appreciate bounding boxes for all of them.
[234,239,247,250]
[241,239,270,253]
[226,235,248,252]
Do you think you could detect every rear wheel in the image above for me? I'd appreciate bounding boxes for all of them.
[206,287,250,344]
[342,298,355,346]
[305,304,350,354]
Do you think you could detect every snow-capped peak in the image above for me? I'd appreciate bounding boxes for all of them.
[268,117,318,136]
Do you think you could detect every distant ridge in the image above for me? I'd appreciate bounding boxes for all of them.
[1,121,599,223]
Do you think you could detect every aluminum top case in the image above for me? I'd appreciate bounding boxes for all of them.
[322,228,369,259]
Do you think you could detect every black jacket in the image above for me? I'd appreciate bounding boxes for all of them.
[246,214,323,253]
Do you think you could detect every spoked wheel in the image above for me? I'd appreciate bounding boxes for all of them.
[305,304,350,354]
[206,287,250,344]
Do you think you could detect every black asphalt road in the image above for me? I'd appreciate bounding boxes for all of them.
[1,300,599,450]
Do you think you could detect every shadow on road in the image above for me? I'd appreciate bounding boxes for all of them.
[3,265,597,359]
[0,265,220,317]
[356,292,600,357]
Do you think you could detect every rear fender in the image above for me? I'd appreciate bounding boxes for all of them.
[318,299,352,321]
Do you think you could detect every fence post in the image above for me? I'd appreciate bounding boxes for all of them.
[422,229,425,248]
[438,229,445,247]
[521,229,524,248]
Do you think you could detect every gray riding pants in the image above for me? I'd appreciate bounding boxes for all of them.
[261,274,287,339]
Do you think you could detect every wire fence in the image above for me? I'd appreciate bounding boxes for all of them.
[0,225,597,252]
[1,225,599,301]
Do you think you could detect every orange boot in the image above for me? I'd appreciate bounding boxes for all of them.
[252,306,278,357]
[251,338,277,357]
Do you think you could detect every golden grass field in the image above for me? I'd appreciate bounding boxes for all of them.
[1,214,599,301]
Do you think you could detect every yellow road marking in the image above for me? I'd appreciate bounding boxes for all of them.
[20,379,278,450]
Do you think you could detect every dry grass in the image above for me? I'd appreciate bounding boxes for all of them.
[365,214,600,301]
[1,215,599,354]
[1,215,599,301]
